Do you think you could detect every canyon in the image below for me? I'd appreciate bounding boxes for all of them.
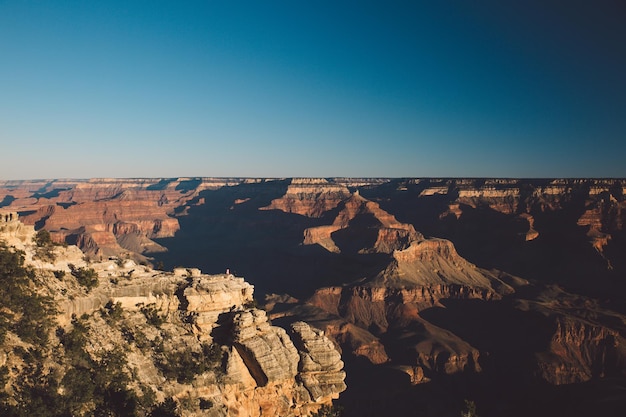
[2,177,626,416]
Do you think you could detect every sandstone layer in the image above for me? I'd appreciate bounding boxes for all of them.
[0,218,346,416]
[260,178,351,218]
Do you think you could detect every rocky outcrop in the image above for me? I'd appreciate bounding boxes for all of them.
[434,179,626,256]
[230,309,300,386]
[325,322,389,365]
[289,321,347,401]
[306,281,488,377]
[28,200,180,259]
[539,316,620,384]
[0,210,33,245]
[412,318,482,376]
[380,239,515,293]
[261,178,351,218]
[303,192,422,254]
[519,213,539,241]
[304,235,516,373]
[514,286,626,385]
[183,274,254,335]
[310,277,506,337]
[575,191,625,262]
[299,194,518,373]
[457,186,520,215]
[0,218,346,416]
[210,306,347,416]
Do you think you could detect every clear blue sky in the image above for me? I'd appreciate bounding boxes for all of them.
[1,0,625,179]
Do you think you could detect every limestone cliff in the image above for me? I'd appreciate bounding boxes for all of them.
[426,178,626,258]
[0,218,345,416]
[260,178,351,218]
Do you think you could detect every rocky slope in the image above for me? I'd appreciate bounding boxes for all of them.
[0,215,345,416]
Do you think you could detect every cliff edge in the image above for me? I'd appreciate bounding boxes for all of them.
[0,215,345,416]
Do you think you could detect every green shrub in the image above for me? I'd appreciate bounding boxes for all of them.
[102,301,123,323]
[70,265,99,291]
[59,317,92,368]
[33,229,56,262]
[149,397,179,417]
[461,399,479,417]
[34,229,53,247]
[312,404,343,417]
[61,367,96,414]
[156,343,222,384]
[0,243,57,345]
[8,361,63,417]
[140,304,165,327]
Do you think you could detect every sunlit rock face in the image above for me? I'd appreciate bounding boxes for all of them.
[0,217,346,416]
[261,178,352,218]
[303,191,422,254]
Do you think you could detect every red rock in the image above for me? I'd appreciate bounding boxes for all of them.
[261,178,351,218]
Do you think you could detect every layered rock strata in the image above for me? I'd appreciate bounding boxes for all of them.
[303,192,421,254]
[0,178,250,261]
[261,178,351,218]
[0,219,346,416]
[230,309,300,386]
[289,321,347,401]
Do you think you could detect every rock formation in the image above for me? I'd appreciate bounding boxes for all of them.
[0,218,346,416]
[260,178,351,218]
[229,308,300,386]
[289,321,347,401]
[513,285,626,385]
[303,191,421,254]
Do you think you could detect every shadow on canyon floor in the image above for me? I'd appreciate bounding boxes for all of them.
[321,343,626,417]
[338,347,626,417]
[153,181,391,299]
[339,355,626,417]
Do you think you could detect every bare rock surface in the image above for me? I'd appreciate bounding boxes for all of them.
[303,191,422,254]
[260,178,351,218]
[290,321,347,401]
[230,309,299,386]
[0,217,346,416]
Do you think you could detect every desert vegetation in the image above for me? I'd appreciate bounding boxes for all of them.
[68,264,99,292]
[0,243,220,416]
